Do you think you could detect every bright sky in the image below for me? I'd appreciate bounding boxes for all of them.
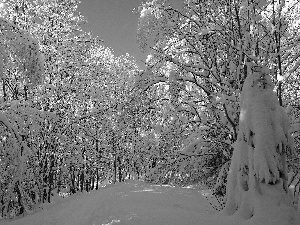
[78,0,184,69]
[78,0,147,69]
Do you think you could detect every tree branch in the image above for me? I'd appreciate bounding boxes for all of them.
[223,103,237,140]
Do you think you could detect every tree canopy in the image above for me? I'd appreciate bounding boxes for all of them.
[0,0,299,221]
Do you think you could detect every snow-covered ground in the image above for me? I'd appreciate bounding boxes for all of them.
[1,181,299,225]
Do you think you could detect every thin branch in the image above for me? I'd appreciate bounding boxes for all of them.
[223,103,237,140]
[178,152,217,157]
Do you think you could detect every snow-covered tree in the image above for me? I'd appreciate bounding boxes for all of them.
[0,0,142,218]
[222,64,297,223]
[136,0,300,198]
[0,6,46,217]
[0,17,44,101]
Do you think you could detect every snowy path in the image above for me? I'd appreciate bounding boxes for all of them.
[1,181,230,225]
[3,181,298,225]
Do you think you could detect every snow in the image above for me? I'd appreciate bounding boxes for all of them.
[221,65,300,224]
[1,181,298,225]
[0,181,217,225]
[239,67,292,184]
[140,7,152,19]
[181,138,203,155]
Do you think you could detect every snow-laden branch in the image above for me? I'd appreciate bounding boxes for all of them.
[0,17,44,86]
[178,151,217,157]
[141,76,167,91]
[290,123,300,133]
[0,112,31,157]
[0,112,32,211]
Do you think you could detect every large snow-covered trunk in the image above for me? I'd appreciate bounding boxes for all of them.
[222,65,297,224]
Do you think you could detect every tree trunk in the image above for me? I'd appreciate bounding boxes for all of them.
[118,156,122,182]
[15,181,24,216]
[91,171,95,190]
[80,170,84,192]
[114,155,117,184]
[24,85,28,101]
[77,172,80,191]
[70,167,76,194]
[2,78,6,102]
[96,168,99,190]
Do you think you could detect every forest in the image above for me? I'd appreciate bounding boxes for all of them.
[0,0,299,223]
